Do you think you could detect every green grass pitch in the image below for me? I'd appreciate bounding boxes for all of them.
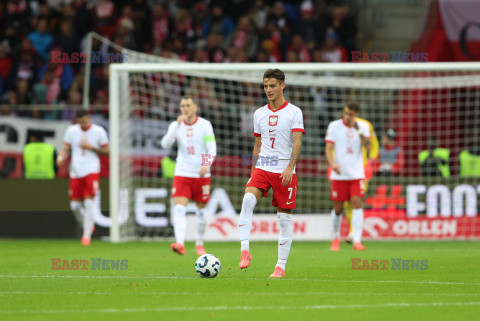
[1,240,479,321]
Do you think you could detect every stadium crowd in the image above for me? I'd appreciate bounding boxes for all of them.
[0,0,358,119]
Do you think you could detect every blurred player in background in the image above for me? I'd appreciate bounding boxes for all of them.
[344,116,378,243]
[238,69,304,278]
[57,110,109,246]
[325,101,370,251]
[161,97,216,256]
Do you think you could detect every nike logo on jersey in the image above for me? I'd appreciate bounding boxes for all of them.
[239,224,246,227]
[286,201,294,205]
[269,130,276,133]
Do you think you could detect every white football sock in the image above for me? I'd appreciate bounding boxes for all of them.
[70,201,85,224]
[331,209,342,239]
[238,193,257,252]
[195,207,207,246]
[172,204,187,245]
[276,212,293,271]
[83,199,95,239]
[352,208,364,243]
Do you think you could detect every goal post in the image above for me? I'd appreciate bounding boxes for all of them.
[109,62,480,242]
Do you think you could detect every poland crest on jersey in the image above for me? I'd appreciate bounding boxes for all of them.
[269,115,278,126]
[187,128,194,137]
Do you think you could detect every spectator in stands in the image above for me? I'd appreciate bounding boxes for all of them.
[61,90,82,121]
[247,0,267,31]
[72,0,91,41]
[131,0,152,51]
[1,27,21,61]
[172,8,196,50]
[318,29,348,63]
[114,17,137,50]
[94,0,116,39]
[37,57,74,100]
[201,4,235,40]
[15,78,31,107]
[255,49,270,62]
[190,2,209,36]
[35,3,58,33]
[285,50,299,62]
[52,20,79,57]
[266,2,294,36]
[33,67,61,111]
[329,0,359,61]
[229,16,258,61]
[152,3,171,51]
[418,136,450,177]
[27,17,53,61]
[3,0,32,35]
[204,33,225,62]
[68,69,85,101]
[172,38,189,61]
[7,38,38,91]
[0,43,12,94]
[296,0,326,51]
[259,22,284,62]
[459,138,480,177]
[286,34,311,62]
[374,128,404,176]
[1,91,18,116]
[191,48,209,63]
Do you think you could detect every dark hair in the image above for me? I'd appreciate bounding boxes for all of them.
[263,69,285,83]
[76,109,90,118]
[345,100,360,112]
[180,96,196,103]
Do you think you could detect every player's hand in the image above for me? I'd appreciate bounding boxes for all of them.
[80,140,93,150]
[199,166,210,177]
[353,122,359,130]
[332,163,341,174]
[280,166,294,186]
[56,155,65,167]
[176,115,187,124]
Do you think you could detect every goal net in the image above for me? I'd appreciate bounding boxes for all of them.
[98,34,480,242]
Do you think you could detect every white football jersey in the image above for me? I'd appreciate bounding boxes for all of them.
[253,101,305,173]
[64,123,109,178]
[171,116,215,178]
[325,119,370,180]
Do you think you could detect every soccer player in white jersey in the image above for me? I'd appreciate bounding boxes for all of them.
[161,97,216,256]
[57,110,109,246]
[238,69,304,278]
[325,101,371,251]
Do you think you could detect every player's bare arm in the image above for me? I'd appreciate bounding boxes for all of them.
[79,141,110,155]
[325,141,341,174]
[280,131,303,186]
[353,122,371,150]
[56,143,70,167]
[251,136,262,176]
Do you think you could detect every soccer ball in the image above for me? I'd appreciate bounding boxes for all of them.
[195,254,221,278]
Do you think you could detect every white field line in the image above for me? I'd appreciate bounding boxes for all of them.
[0,291,478,297]
[0,302,480,314]
[0,275,478,286]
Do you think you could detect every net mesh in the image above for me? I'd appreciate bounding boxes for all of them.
[91,34,480,241]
